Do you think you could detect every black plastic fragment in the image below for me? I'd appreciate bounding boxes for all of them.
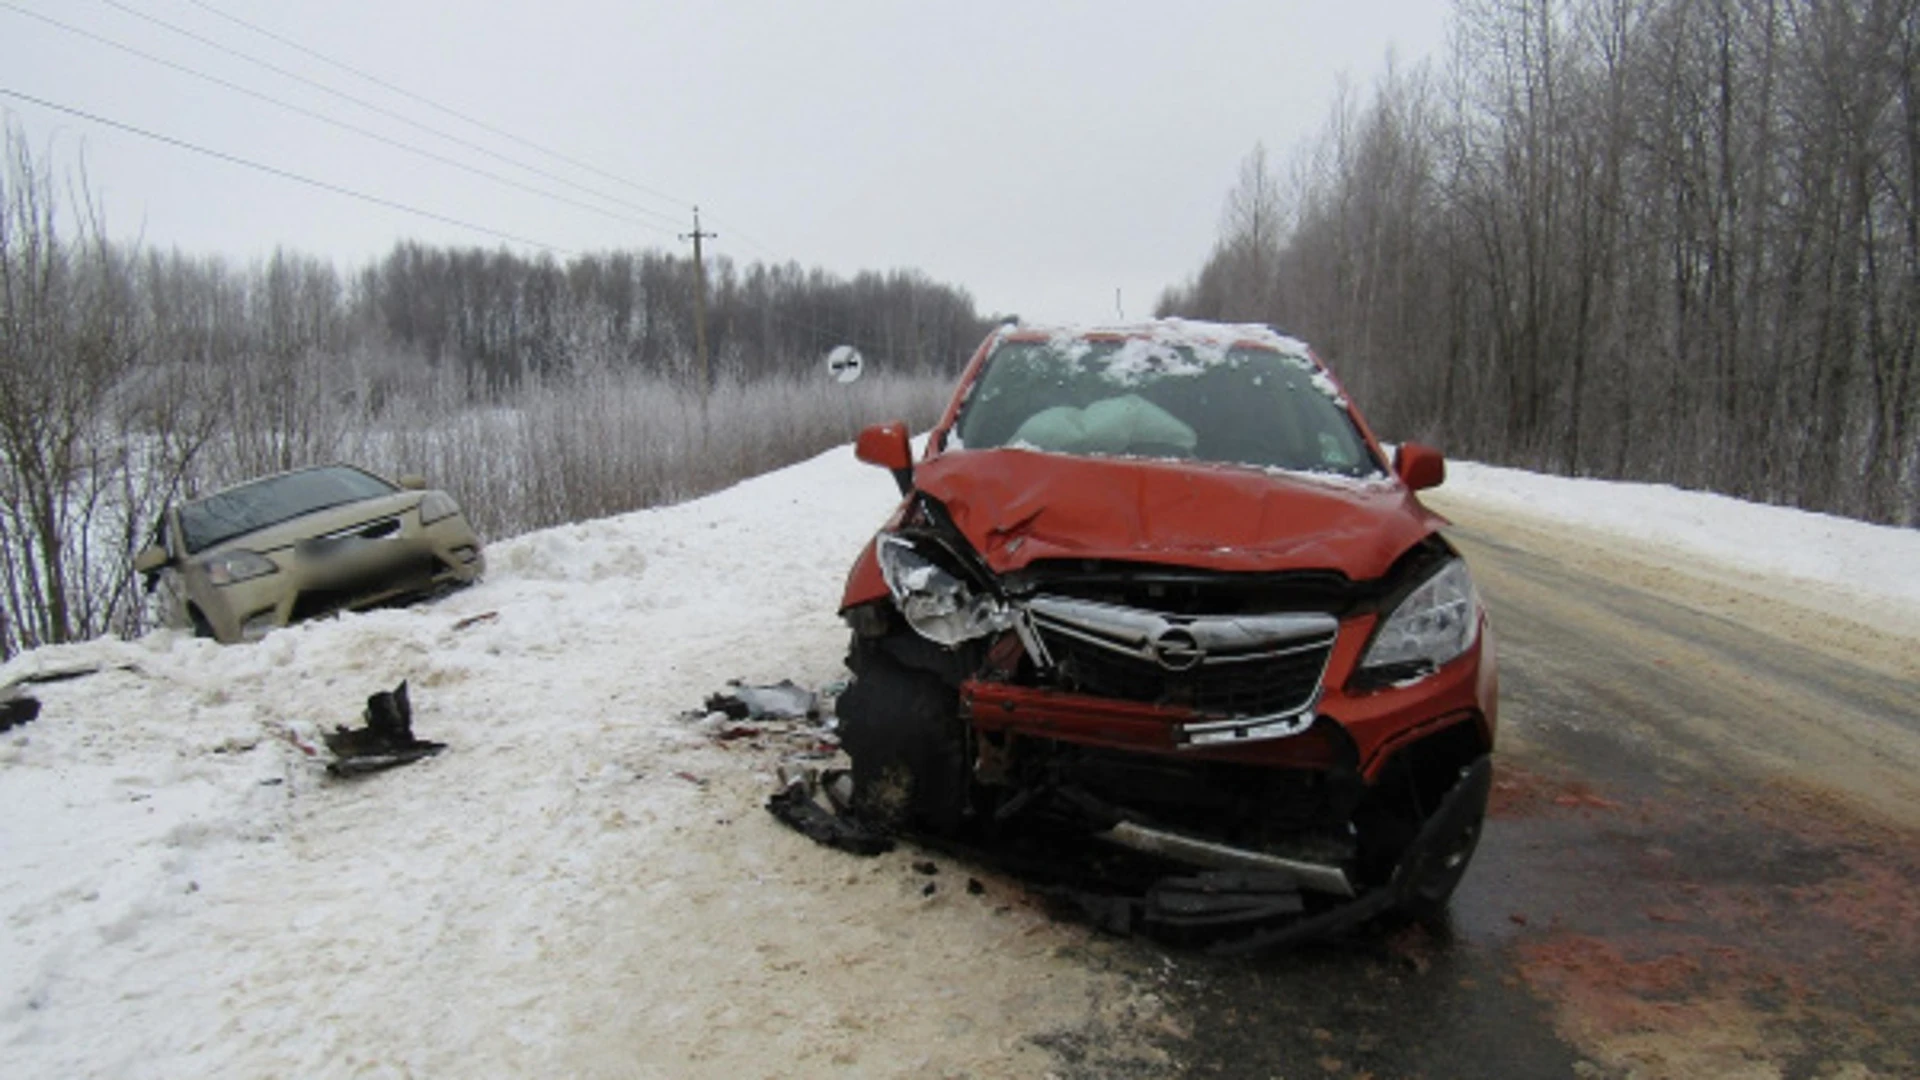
[0,694,40,733]
[766,782,895,856]
[1146,872,1307,928]
[1204,886,1397,956]
[324,681,445,777]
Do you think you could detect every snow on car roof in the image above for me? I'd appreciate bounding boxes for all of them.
[986,318,1342,403]
[994,318,1315,362]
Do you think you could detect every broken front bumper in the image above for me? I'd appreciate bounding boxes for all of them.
[1047,754,1494,953]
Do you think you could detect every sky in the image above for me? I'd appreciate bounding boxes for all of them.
[1,0,1452,325]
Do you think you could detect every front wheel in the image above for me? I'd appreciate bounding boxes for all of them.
[835,642,969,834]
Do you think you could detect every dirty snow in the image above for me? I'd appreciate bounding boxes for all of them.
[4,440,1917,1077]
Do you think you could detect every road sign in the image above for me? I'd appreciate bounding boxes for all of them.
[826,345,864,384]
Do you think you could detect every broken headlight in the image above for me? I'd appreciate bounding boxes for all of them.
[1357,558,1481,683]
[875,533,1012,646]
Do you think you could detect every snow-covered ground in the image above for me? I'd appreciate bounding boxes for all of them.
[3,446,1915,1077]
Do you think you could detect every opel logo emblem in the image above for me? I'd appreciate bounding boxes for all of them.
[1150,626,1205,671]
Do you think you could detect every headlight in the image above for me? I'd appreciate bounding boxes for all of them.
[1358,558,1481,682]
[418,491,461,525]
[875,534,1011,646]
[202,550,278,587]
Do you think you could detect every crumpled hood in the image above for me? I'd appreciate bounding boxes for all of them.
[914,449,1442,581]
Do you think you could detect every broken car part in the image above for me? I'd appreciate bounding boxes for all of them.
[1097,820,1354,898]
[0,693,40,733]
[323,680,445,776]
[704,679,818,720]
[765,772,895,857]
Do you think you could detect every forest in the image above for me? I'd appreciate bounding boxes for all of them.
[1160,0,1919,528]
[0,128,981,658]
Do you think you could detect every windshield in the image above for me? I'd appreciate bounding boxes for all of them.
[953,338,1384,478]
[179,466,397,553]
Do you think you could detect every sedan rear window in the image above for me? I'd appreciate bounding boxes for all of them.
[180,466,396,553]
[955,338,1383,478]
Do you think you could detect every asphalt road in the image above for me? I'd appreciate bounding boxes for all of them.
[1118,500,1920,1079]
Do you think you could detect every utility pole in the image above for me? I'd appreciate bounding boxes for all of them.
[680,206,717,430]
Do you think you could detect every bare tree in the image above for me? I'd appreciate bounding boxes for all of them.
[1160,0,1920,526]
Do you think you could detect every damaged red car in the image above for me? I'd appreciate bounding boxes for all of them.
[837,320,1495,944]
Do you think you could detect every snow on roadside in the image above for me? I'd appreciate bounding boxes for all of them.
[0,445,1163,1079]
[1438,460,1920,619]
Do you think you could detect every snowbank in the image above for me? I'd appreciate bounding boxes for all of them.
[1439,461,1920,614]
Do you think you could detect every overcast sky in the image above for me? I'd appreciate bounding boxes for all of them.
[2,0,1451,325]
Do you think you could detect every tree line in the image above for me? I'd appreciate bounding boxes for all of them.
[1159,0,1919,528]
[370,243,988,391]
[1,128,982,658]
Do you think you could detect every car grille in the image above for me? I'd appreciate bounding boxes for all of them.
[290,553,440,623]
[295,515,403,558]
[1025,595,1337,718]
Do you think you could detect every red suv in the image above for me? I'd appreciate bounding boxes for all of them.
[838,321,1495,938]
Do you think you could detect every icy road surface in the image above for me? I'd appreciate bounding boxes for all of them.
[4,444,1918,1077]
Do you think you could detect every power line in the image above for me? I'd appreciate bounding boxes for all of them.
[184,0,696,214]
[0,88,572,254]
[3,2,679,238]
[173,0,804,271]
[697,210,784,263]
[84,0,685,230]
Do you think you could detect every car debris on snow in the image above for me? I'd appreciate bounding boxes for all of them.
[0,691,39,733]
[765,768,894,856]
[704,679,819,720]
[687,680,842,761]
[451,610,500,632]
[2,661,146,733]
[322,681,446,776]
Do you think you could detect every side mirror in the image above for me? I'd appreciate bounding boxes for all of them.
[134,544,170,574]
[398,474,428,491]
[1393,443,1446,491]
[855,421,914,494]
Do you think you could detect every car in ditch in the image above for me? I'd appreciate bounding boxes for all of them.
[835,320,1495,940]
[135,464,485,644]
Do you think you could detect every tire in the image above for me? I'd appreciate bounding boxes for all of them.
[836,642,969,834]
[187,606,217,640]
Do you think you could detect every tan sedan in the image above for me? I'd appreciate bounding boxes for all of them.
[136,465,485,643]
